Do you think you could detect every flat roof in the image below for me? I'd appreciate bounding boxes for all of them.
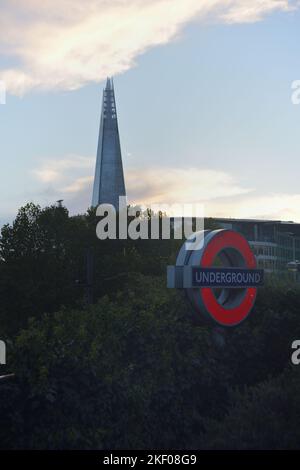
[214,217,297,225]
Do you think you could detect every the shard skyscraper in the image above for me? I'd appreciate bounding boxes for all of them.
[92,77,126,209]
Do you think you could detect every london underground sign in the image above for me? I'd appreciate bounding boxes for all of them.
[167,229,264,327]
[191,267,263,288]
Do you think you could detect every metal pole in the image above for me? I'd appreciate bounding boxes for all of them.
[86,247,94,305]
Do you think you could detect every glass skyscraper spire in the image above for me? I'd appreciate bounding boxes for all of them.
[92,77,126,209]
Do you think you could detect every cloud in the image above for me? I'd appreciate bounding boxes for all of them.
[31,157,252,209]
[29,155,94,214]
[63,176,94,193]
[126,167,252,204]
[23,157,300,222]
[0,0,297,95]
[31,155,94,183]
[126,167,300,221]
[213,192,300,221]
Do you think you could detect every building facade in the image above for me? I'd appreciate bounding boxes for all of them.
[215,218,300,276]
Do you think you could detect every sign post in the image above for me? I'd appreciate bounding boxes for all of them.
[168,229,264,327]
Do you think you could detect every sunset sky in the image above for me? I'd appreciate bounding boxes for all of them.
[0,0,300,224]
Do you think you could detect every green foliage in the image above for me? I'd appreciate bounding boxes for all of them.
[0,203,183,335]
[1,275,300,449]
[1,203,300,449]
[201,369,300,449]
[0,275,224,449]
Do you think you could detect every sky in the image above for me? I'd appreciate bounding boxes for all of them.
[0,0,300,224]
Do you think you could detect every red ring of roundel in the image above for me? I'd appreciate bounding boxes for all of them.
[199,230,257,326]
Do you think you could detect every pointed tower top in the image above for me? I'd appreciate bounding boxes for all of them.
[105,77,114,91]
[92,77,126,208]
